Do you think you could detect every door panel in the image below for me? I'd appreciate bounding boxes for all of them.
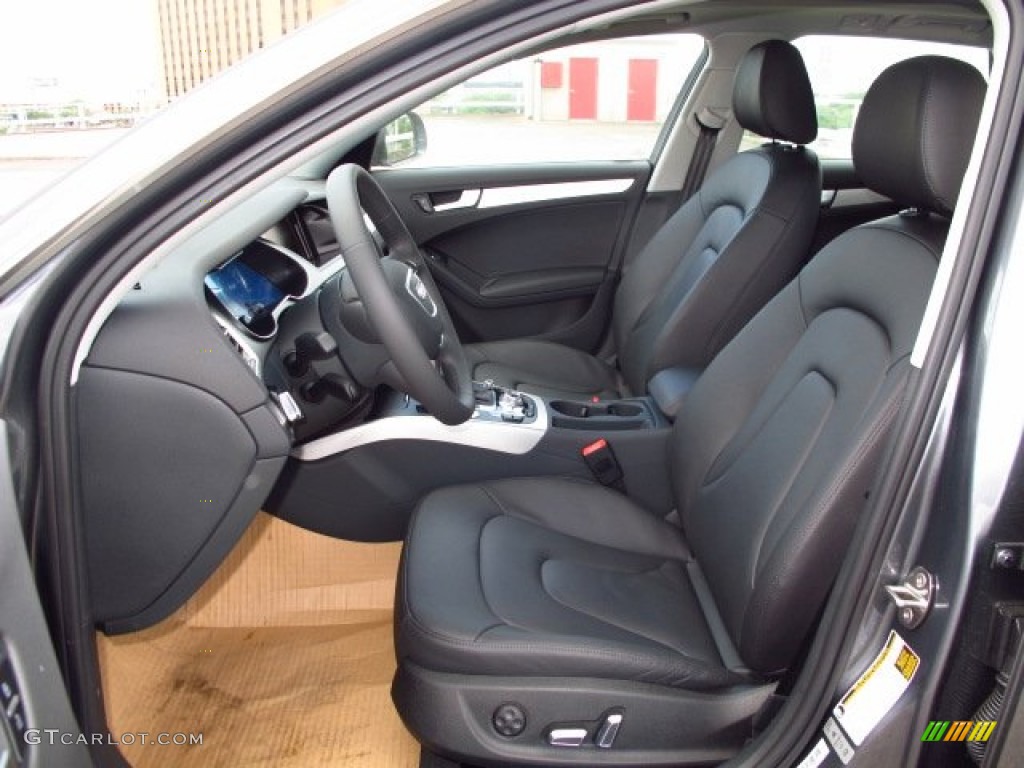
[0,424,90,767]
[628,59,658,121]
[375,162,651,349]
[569,57,598,119]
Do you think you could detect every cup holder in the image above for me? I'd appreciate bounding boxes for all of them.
[607,402,643,417]
[550,400,590,418]
[549,399,652,430]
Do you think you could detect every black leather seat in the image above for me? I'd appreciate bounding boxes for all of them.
[394,56,985,765]
[466,39,821,401]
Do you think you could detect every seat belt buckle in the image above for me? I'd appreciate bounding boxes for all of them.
[581,438,624,489]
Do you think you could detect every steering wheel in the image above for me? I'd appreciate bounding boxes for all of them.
[324,164,474,426]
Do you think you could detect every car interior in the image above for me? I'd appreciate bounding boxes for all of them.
[71,1,996,766]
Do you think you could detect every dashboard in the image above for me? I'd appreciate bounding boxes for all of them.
[205,247,295,338]
[200,200,382,443]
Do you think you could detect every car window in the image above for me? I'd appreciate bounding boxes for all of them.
[376,34,706,168]
[740,36,989,159]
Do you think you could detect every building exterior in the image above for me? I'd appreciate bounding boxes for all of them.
[156,0,347,101]
[530,37,698,123]
[423,35,704,126]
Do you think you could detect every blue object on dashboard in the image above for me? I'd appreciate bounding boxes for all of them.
[205,258,284,327]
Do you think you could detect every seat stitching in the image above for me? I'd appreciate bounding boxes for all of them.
[796,271,810,329]
[855,220,945,261]
[885,352,912,376]
[703,369,826,487]
[539,559,699,657]
[740,378,905,652]
[401,610,736,681]
[474,511,507,631]
[748,369,836,581]
[704,203,801,359]
[480,484,514,518]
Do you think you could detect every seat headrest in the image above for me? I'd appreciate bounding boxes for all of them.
[853,56,986,217]
[732,40,817,145]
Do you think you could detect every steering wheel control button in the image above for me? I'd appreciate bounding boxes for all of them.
[492,703,526,738]
[595,712,624,748]
[548,728,588,748]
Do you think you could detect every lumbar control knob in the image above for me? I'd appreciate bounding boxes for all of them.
[492,703,526,738]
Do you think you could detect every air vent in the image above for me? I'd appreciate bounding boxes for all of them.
[212,315,261,377]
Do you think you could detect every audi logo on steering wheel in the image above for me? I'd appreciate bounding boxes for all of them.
[405,268,438,317]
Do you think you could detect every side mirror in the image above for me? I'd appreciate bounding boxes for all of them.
[372,112,427,167]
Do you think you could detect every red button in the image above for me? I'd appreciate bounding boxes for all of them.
[582,438,608,457]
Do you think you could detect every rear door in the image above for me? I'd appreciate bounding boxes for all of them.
[373,34,706,351]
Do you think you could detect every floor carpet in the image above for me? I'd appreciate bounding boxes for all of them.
[97,513,419,767]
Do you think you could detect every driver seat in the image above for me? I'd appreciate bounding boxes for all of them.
[465,39,821,401]
[393,56,985,765]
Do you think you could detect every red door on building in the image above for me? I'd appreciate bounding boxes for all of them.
[569,57,598,119]
[627,59,658,121]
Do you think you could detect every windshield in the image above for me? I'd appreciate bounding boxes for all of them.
[0,0,362,219]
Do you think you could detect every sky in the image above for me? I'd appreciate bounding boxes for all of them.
[0,0,160,104]
[0,3,988,107]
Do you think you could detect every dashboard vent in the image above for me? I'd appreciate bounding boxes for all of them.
[214,318,261,377]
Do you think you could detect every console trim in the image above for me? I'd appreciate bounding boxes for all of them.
[291,396,549,460]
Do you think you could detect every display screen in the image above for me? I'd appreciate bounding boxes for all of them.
[205,258,284,331]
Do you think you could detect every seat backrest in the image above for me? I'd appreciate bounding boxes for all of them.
[672,56,986,675]
[613,40,821,395]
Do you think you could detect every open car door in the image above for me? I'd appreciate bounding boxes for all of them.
[0,423,89,768]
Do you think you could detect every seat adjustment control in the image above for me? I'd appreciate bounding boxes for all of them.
[548,728,588,748]
[492,703,526,738]
[595,712,623,748]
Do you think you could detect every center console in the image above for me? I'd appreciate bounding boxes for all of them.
[269,381,673,543]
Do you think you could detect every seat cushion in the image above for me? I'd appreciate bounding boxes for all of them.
[396,476,749,691]
[465,339,624,400]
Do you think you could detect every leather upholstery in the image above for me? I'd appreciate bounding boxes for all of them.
[465,40,820,400]
[395,55,985,758]
[396,477,749,689]
[613,142,820,394]
[732,39,818,144]
[670,212,946,673]
[853,56,986,216]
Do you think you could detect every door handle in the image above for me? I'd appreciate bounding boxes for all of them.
[412,189,482,214]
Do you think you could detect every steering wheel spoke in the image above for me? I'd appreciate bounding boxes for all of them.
[325,164,474,425]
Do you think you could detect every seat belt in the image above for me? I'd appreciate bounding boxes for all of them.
[680,106,728,202]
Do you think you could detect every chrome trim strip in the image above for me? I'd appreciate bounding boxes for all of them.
[292,396,548,460]
[478,179,633,209]
[433,188,481,212]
